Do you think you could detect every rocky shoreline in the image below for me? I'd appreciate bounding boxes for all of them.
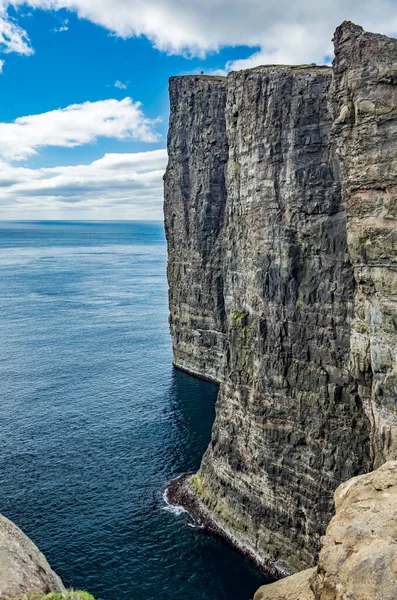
[165,473,287,580]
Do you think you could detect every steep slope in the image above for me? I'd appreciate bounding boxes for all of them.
[255,461,397,600]
[190,65,371,572]
[0,513,64,599]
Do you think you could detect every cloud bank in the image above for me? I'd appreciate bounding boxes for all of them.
[0,150,167,219]
[2,0,397,67]
[0,97,160,160]
[0,99,164,220]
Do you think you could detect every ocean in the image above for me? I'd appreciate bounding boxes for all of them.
[0,221,267,600]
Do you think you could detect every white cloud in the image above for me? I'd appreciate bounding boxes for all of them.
[0,149,167,219]
[0,58,4,72]
[115,80,127,90]
[0,97,160,161]
[52,18,69,32]
[0,11,33,55]
[1,0,397,66]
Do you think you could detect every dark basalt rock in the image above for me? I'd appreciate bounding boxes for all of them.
[164,75,228,383]
[164,22,397,574]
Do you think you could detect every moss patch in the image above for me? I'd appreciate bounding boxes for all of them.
[229,310,246,326]
[19,591,96,600]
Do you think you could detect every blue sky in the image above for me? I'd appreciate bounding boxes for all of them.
[0,1,395,220]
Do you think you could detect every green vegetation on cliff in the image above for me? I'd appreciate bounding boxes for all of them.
[16,591,95,600]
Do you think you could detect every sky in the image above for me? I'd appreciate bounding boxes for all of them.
[0,1,396,220]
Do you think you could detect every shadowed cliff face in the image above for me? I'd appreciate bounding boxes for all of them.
[164,76,228,382]
[331,22,397,468]
[164,22,397,574]
[197,65,371,572]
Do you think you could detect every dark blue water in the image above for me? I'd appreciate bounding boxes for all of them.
[0,222,265,600]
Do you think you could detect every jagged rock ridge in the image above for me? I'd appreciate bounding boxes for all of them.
[164,21,397,574]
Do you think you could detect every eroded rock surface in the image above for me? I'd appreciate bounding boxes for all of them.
[164,20,397,575]
[254,568,315,600]
[164,75,228,382]
[331,22,397,467]
[196,64,371,572]
[255,462,397,600]
[0,514,64,599]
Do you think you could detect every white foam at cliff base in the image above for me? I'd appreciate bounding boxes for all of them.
[162,488,187,516]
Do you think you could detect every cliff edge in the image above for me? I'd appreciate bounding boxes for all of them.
[0,514,95,600]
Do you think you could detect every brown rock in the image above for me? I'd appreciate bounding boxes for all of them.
[254,568,316,600]
[313,461,397,600]
[254,462,397,600]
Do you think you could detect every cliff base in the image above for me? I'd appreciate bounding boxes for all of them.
[166,474,286,579]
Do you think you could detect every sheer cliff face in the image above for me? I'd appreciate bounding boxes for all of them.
[331,23,397,467]
[164,76,228,382]
[197,66,371,572]
[165,22,397,575]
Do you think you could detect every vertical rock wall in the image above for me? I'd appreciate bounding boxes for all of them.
[331,23,397,467]
[195,66,371,572]
[164,75,228,382]
[165,21,397,575]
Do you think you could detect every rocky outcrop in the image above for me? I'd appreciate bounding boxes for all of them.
[164,75,228,382]
[331,22,397,467]
[254,568,316,600]
[164,22,397,575]
[0,514,64,599]
[254,461,397,600]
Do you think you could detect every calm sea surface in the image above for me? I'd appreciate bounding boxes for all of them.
[0,221,267,600]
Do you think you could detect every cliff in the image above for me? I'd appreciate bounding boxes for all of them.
[254,461,397,600]
[164,75,228,382]
[164,22,397,574]
[331,22,397,466]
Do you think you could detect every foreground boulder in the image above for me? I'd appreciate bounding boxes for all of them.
[0,514,64,599]
[254,461,397,600]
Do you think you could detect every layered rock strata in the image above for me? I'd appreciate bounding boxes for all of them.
[254,461,397,600]
[331,22,397,467]
[164,75,228,382]
[164,22,397,574]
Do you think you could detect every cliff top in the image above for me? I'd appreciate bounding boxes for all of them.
[171,64,330,84]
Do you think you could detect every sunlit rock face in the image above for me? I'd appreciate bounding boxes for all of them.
[331,22,397,468]
[165,21,397,574]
